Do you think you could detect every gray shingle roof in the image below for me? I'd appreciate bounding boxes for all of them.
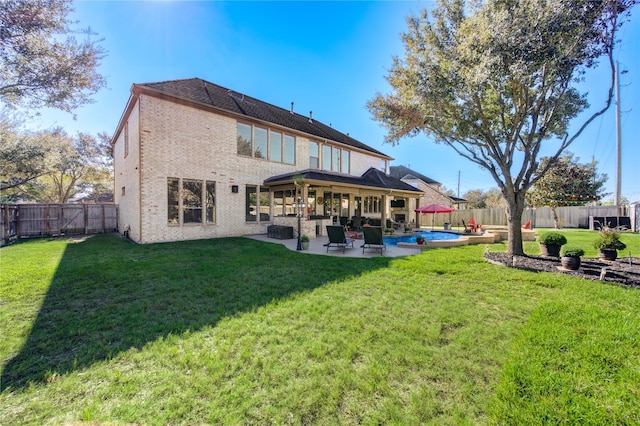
[136,78,389,158]
[389,165,441,185]
[263,168,422,194]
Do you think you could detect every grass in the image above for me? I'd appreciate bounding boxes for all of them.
[1,230,639,425]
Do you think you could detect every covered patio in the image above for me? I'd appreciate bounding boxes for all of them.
[262,167,424,240]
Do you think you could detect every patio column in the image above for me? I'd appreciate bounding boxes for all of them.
[381,193,388,229]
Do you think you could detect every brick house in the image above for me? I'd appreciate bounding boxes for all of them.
[111,78,423,243]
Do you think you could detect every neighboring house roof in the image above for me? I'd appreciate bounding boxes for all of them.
[123,78,391,159]
[69,194,115,204]
[263,168,422,194]
[389,165,441,185]
[449,196,468,203]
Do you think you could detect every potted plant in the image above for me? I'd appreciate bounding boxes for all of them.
[538,231,567,257]
[416,235,425,245]
[404,225,413,233]
[301,234,310,250]
[561,247,584,270]
[384,227,395,235]
[593,227,626,260]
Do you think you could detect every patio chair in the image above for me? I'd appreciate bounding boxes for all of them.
[324,225,355,253]
[361,226,386,255]
[522,220,531,229]
[467,218,478,232]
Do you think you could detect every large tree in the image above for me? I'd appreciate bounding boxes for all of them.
[6,128,112,203]
[527,154,608,228]
[0,115,51,190]
[368,0,635,255]
[0,0,106,112]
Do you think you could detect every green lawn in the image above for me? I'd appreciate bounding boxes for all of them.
[1,230,639,425]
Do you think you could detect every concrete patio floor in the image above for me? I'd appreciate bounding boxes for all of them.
[246,233,423,258]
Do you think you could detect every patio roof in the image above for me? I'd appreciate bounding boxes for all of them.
[263,167,423,195]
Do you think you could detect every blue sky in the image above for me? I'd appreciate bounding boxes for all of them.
[32,0,640,202]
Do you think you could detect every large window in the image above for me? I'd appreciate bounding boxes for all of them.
[246,185,271,222]
[309,141,319,168]
[317,143,350,173]
[333,147,340,172]
[167,178,216,225]
[168,178,179,224]
[183,179,202,223]
[284,135,295,164]
[341,150,350,173]
[254,127,268,159]
[237,122,296,165]
[270,130,282,162]
[273,189,297,216]
[237,123,252,156]
[206,181,216,223]
[246,186,257,222]
[323,145,332,170]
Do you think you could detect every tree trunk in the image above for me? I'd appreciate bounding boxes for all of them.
[505,192,526,256]
[552,207,559,229]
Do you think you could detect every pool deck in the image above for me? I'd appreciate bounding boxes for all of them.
[246,226,535,257]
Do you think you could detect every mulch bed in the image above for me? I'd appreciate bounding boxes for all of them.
[484,252,640,289]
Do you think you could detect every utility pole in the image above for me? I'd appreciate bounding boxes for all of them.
[615,61,622,206]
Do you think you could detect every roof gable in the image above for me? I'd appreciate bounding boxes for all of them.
[389,165,440,185]
[135,78,390,158]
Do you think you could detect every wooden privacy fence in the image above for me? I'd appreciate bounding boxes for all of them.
[1,204,118,245]
[424,205,631,230]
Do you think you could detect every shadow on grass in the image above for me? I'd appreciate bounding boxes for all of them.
[2,234,392,391]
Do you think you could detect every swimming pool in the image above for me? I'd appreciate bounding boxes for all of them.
[383,231,459,246]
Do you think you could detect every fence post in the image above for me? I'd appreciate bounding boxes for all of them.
[2,205,8,245]
[45,204,50,235]
[84,204,89,235]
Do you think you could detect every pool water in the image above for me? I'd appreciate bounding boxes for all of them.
[383,231,459,246]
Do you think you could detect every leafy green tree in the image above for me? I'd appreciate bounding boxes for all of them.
[0,115,51,191]
[462,188,506,209]
[7,128,112,203]
[0,0,106,112]
[463,189,486,209]
[368,0,635,255]
[527,154,608,228]
[484,189,506,209]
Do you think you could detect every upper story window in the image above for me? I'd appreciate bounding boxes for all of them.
[313,141,351,173]
[341,150,350,174]
[284,135,295,164]
[237,122,296,165]
[309,142,319,168]
[237,123,252,156]
[322,145,332,170]
[270,130,282,162]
